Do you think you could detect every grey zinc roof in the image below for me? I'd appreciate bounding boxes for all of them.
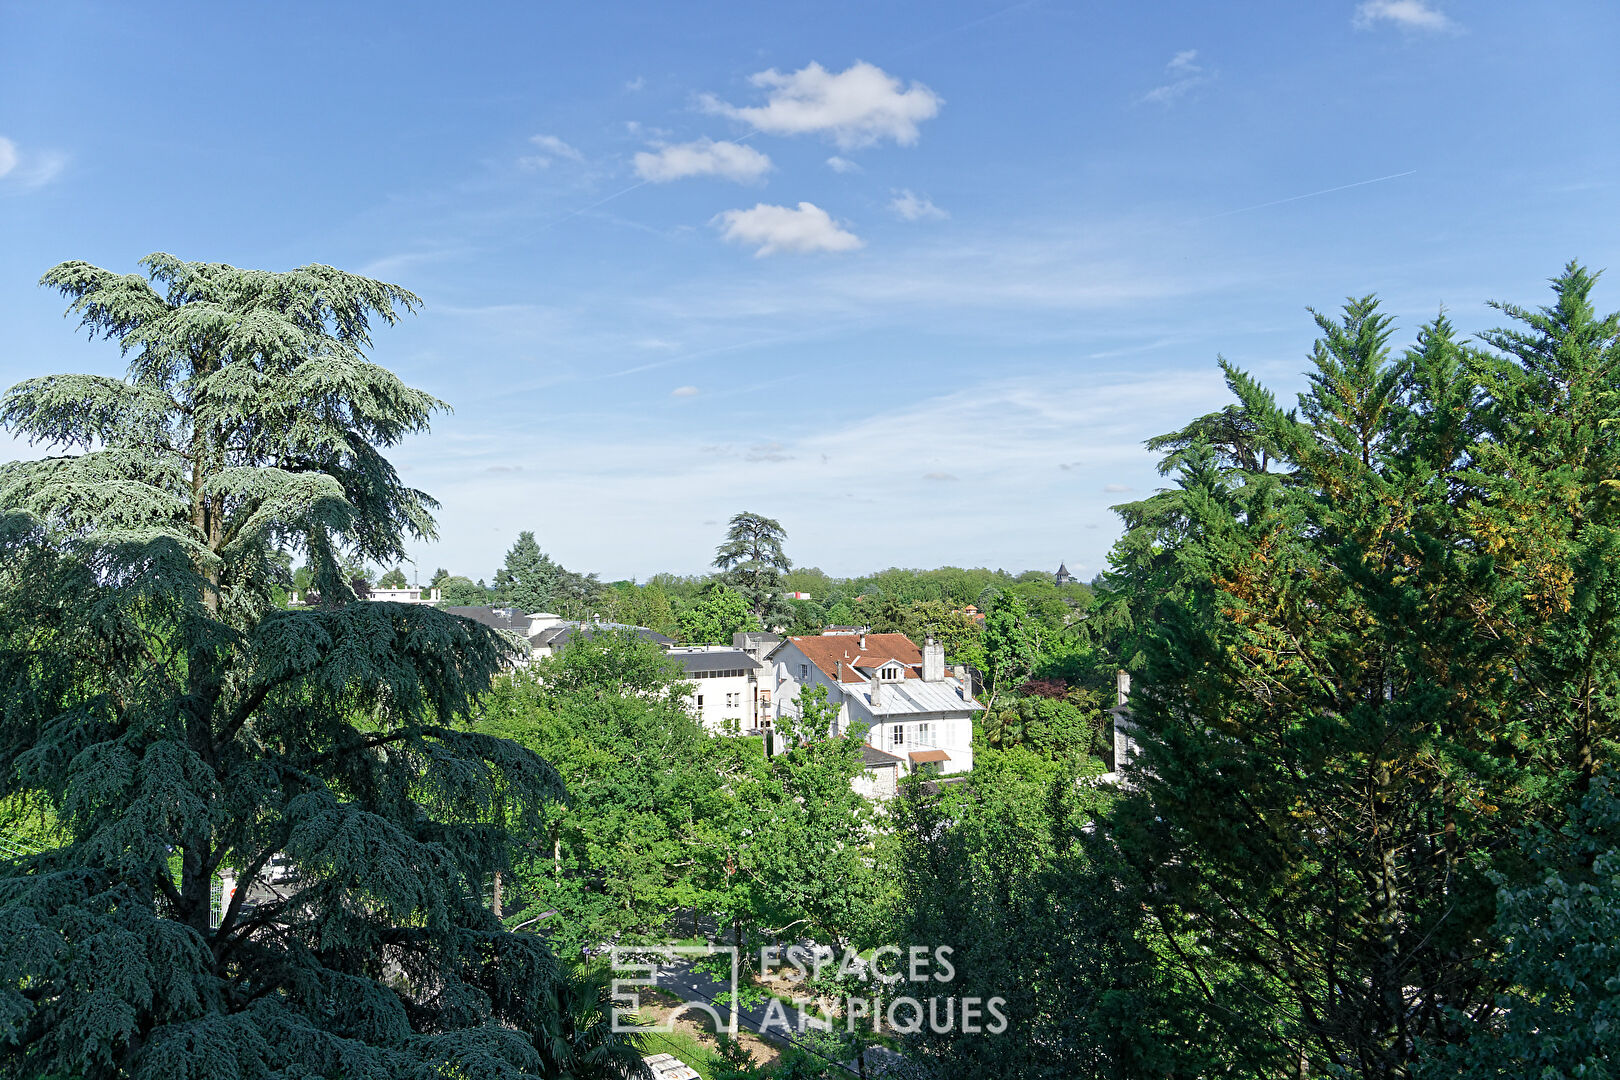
[861,743,906,767]
[667,650,760,674]
[442,606,532,633]
[856,676,980,716]
[533,623,675,649]
[734,631,783,646]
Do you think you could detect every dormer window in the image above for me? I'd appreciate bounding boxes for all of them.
[881,665,901,681]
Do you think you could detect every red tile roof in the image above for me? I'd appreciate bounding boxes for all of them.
[789,633,922,683]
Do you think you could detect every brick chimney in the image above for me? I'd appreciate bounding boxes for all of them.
[922,636,945,682]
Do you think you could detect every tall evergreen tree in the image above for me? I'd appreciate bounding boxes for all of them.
[0,256,572,1079]
[712,511,791,623]
[1097,268,1620,1076]
[493,530,560,614]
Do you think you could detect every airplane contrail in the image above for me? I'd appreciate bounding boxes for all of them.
[1197,169,1418,221]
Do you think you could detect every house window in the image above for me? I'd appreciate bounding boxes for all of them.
[892,725,904,746]
[799,664,808,680]
[696,694,704,708]
[882,665,899,680]
[916,721,931,745]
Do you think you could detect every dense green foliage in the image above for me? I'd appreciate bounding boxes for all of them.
[1080,264,1620,1077]
[495,530,562,614]
[676,587,761,646]
[10,252,1611,1080]
[0,256,573,1079]
[1421,775,1620,1079]
[712,512,793,626]
[478,632,722,952]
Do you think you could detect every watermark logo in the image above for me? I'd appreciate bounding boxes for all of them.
[760,945,1008,1036]
[609,944,740,1034]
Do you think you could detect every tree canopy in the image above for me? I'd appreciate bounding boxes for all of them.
[0,256,571,1079]
[713,511,792,624]
[494,530,560,614]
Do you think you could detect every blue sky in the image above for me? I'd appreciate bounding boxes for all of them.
[3,1,1617,583]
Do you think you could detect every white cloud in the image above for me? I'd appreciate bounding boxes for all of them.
[519,134,584,169]
[890,189,948,221]
[1354,0,1455,31]
[1140,49,1212,106]
[1103,483,1133,493]
[671,385,699,397]
[397,370,1223,581]
[826,155,861,174]
[625,76,646,91]
[633,138,773,183]
[701,61,942,149]
[712,202,863,256]
[0,135,66,190]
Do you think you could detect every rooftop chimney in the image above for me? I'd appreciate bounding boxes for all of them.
[858,631,866,650]
[1116,669,1131,709]
[922,636,945,682]
[870,671,884,710]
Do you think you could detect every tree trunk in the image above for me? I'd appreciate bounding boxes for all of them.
[492,870,503,919]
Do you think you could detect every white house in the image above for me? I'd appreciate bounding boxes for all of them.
[667,645,769,735]
[368,586,442,604]
[767,631,979,780]
[1104,669,1142,784]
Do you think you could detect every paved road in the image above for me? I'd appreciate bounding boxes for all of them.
[630,950,887,1076]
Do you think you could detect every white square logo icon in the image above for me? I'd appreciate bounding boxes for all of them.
[609,944,741,1034]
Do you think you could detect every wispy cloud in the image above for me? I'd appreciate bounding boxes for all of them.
[826,156,862,174]
[1103,483,1133,493]
[518,134,584,170]
[671,385,699,397]
[746,441,792,463]
[1140,49,1212,106]
[355,250,465,279]
[701,61,943,149]
[890,189,948,221]
[397,370,1224,580]
[1195,170,1416,221]
[1353,0,1455,31]
[0,135,67,191]
[712,202,863,256]
[624,76,646,91]
[633,138,772,183]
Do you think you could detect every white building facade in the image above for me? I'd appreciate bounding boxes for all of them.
[667,646,769,735]
[766,631,979,778]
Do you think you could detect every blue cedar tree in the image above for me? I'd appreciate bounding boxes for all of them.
[0,256,575,1079]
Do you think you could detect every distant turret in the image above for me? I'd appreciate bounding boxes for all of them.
[1055,562,1073,585]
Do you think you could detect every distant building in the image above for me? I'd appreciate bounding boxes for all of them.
[288,585,442,606]
[666,646,769,735]
[732,630,784,662]
[1055,563,1074,586]
[766,631,979,784]
[440,607,673,665]
[368,586,442,604]
[785,591,813,600]
[1104,669,1141,784]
